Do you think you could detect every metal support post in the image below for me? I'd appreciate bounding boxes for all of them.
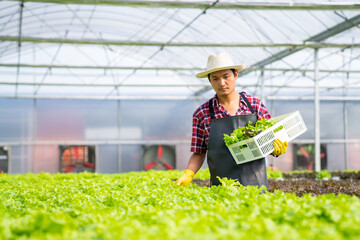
[260,70,266,106]
[117,99,122,173]
[32,99,37,173]
[314,49,321,171]
[343,76,349,169]
[15,1,24,97]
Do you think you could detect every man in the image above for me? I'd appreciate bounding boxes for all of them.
[175,52,287,188]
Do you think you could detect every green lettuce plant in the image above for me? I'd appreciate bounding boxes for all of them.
[316,170,332,180]
[223,118,277,147]
[0,170,359,240]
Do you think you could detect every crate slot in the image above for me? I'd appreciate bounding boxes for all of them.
[231,144,248,154]
[251,149,261,157]
[257,131,274,146]
[287,124,305,139]
[261,142,274,155]
[284,116,300,130]
[247,141,257,149]
[232,146,240,154]
[236,154,245,162]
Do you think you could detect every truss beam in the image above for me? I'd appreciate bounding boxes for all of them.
[1,81,360,89]
[1,138,360,147]
[0,63,202,71]
[195,14,360,95]
[7,1,360,10]
[2,64,360,74]
[243,14,360,74]
[1,36,359,48]
[1,95,360,101]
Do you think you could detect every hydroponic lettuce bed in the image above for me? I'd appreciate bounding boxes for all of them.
[1,170,360,240]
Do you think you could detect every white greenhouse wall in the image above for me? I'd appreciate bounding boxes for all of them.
[0,97,359,173]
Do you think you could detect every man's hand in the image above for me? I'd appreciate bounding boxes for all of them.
[272,139,288,157]
[174,169,195,187]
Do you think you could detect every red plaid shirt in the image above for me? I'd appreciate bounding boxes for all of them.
[191,92,271,153]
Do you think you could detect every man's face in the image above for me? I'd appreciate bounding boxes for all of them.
[209,69,238,97]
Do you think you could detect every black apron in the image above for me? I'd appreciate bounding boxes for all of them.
[207,93,268,189]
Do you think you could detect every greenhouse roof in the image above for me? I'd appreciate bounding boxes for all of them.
[0,0,360,100]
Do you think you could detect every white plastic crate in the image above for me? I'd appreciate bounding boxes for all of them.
[227,111,307,165]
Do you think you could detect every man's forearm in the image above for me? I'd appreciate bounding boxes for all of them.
[187,152,206,174]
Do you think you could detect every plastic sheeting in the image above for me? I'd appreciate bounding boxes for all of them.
[0,97,359,173]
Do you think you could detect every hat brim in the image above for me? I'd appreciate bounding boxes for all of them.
[196,65,246,78]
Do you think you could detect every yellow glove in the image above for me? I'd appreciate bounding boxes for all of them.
[174,169,195,187]
[272,139,288,157]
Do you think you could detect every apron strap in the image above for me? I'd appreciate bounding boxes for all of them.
[208,98,215,120]
[239,92,255,114]
[209,92,255,119]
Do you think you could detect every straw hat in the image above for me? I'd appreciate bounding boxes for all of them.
[196,52,245,78]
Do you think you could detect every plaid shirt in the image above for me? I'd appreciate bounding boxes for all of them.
[191,92,271,153]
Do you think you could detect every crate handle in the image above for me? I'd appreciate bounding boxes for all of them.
[238,144,248,150]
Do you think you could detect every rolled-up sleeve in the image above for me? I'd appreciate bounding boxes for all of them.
[255,100,271,120]
[190,114,207,153]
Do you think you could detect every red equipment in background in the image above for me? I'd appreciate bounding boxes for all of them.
[294,144,327,170]
[144,145,174,170]
[61,146,95,173]
[0,146,8,174]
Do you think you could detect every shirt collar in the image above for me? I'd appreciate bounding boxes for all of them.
[212,92,247,109]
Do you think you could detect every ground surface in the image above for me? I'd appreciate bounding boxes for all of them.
[191,178,360,197]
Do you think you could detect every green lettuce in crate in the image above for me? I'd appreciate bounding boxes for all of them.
[223,118,277,147]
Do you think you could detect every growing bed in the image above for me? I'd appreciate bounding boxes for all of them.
[193,170,360,197]
[0,170,359,239]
